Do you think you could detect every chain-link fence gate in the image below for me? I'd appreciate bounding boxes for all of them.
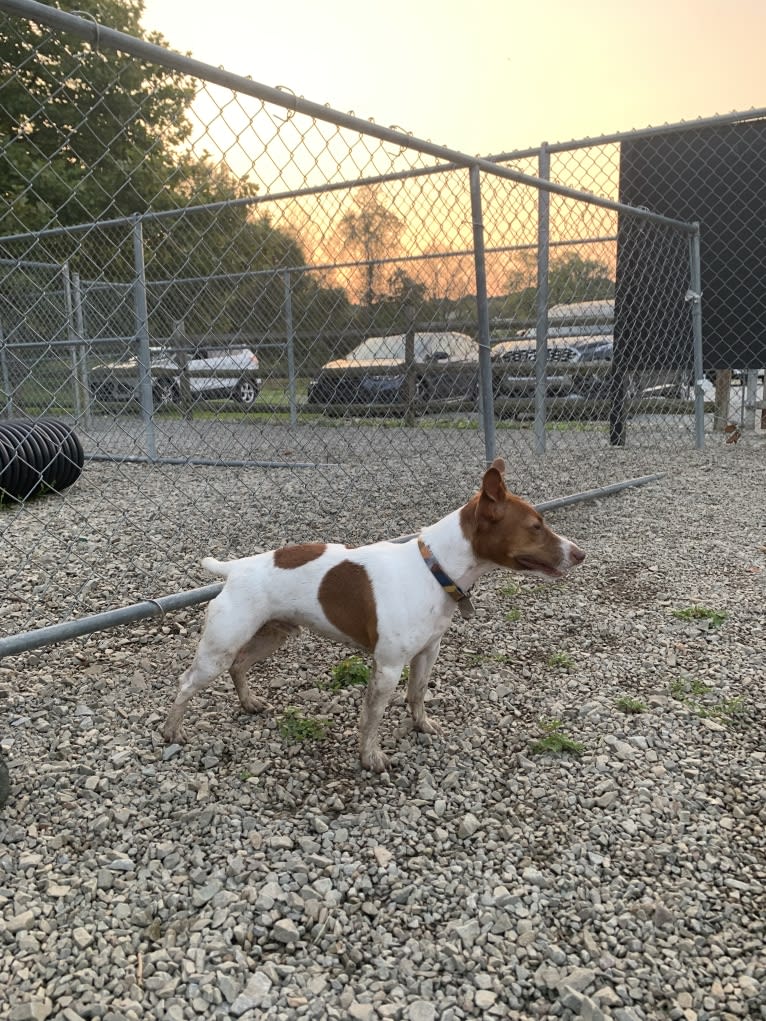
[0,0,761,648]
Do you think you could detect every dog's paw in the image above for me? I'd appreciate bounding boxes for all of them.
[360,747,390,774]
[413,714,444,738]
[239,694,270,716]
[161,723,187,745]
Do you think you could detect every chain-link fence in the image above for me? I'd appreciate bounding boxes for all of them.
[0,0,762,643]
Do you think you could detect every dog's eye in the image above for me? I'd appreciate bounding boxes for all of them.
[531,521,542,532]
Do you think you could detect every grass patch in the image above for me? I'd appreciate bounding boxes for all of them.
[277,707,330,743]
[616,695,646,715]
[547,651,574,669]
[320,655,370,692]
[463,651,513,667]
[529,718,584,756]
[506,608,522,623]
[701,695,746,723]
[672,605,727,629]
[668,678,746,725]
[500,581,522,598]
[669,677,711,700]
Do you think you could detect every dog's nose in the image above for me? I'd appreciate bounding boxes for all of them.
[570,544,586,565]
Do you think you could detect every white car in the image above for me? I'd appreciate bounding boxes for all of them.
[91,345,262,408]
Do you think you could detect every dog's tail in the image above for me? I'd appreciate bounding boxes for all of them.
[201,556,232,578]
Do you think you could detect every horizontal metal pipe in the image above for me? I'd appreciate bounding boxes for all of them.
[489,107,766,162]
[0,585,223,659]
[0,473,663,661]
[84,454,326,469]
[534,473,664,512]
[0,0,695,234]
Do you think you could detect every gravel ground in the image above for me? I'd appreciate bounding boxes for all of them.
[1,437,765,1021]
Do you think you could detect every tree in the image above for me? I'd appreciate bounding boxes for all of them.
[337,188,403,306]
[0,0,197,235]
[547,252,614,305]
[0,1,358,363]
[503,250,614,322]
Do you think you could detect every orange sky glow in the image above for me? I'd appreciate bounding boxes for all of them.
[138,0,765,300]
[141,0,765,158]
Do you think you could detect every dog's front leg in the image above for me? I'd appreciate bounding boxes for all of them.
[358,662,402,773]
[407,638,444,737]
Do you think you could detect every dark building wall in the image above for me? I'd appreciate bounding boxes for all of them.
[617,118,766,370]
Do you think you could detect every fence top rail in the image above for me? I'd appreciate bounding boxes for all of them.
[0,0,697,238]
[488,107,766,163]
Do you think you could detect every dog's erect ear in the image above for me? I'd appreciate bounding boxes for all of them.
[480,460,508,508]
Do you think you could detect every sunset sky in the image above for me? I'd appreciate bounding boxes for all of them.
[141,0,765,156]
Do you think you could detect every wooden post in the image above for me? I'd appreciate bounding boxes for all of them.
[713,369,731,432]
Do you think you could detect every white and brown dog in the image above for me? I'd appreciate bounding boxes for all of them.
[163,458,585,771]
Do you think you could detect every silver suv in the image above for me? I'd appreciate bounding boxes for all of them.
[492,329,613,399]
[91,345,262,408]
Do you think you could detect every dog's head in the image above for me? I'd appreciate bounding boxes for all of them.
[460,457,585,578]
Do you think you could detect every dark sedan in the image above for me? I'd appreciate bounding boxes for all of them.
[307,331,480,409]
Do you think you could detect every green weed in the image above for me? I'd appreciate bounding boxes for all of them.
[529,718,584,756]
[700,695,746,722]
[670,677,711,700]
[616,695,646,714]
[320,655,370,692]
[672,606,727,629]
[547,651,574,669]
[668,678,746,725]
[278,708,329,743]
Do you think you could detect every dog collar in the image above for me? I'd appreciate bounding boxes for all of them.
[417,537,475,620]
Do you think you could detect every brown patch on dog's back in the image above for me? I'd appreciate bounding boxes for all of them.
[273,542,327,569]
[318,561,378,651]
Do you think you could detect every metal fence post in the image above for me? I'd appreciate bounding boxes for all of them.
[404,312,416,428]
[282,269,297,427]
[535,143,551,454]
[688,224,705,450]
[172,318,193,420]
[469,164,496,465]
[132,214,157,459]
[743,370,758,431]
[62,261,83,421]
[71,270,91,427]
[0,319,13,420]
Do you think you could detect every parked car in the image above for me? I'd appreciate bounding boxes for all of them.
[90,345,262,408]
[492,330,614,399]
[307,331,480,409]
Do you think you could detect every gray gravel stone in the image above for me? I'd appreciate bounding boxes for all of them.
[9,1000,52,1021]
[457,812,480,838]
[272,917,300,943]
[229,971,273,1016]
[408,1003,436,1021]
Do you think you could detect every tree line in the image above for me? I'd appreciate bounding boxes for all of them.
[1,0,614,373]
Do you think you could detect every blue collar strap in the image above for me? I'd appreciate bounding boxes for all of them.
[417,537,475,620]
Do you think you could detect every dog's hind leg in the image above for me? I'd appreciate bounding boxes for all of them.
[230,621,298,715]
[407,638,444,737]
[162,596,262,744]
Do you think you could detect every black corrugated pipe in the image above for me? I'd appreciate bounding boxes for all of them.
[0,419,84,502]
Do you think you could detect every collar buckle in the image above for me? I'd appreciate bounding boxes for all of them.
[417,538,475,620]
